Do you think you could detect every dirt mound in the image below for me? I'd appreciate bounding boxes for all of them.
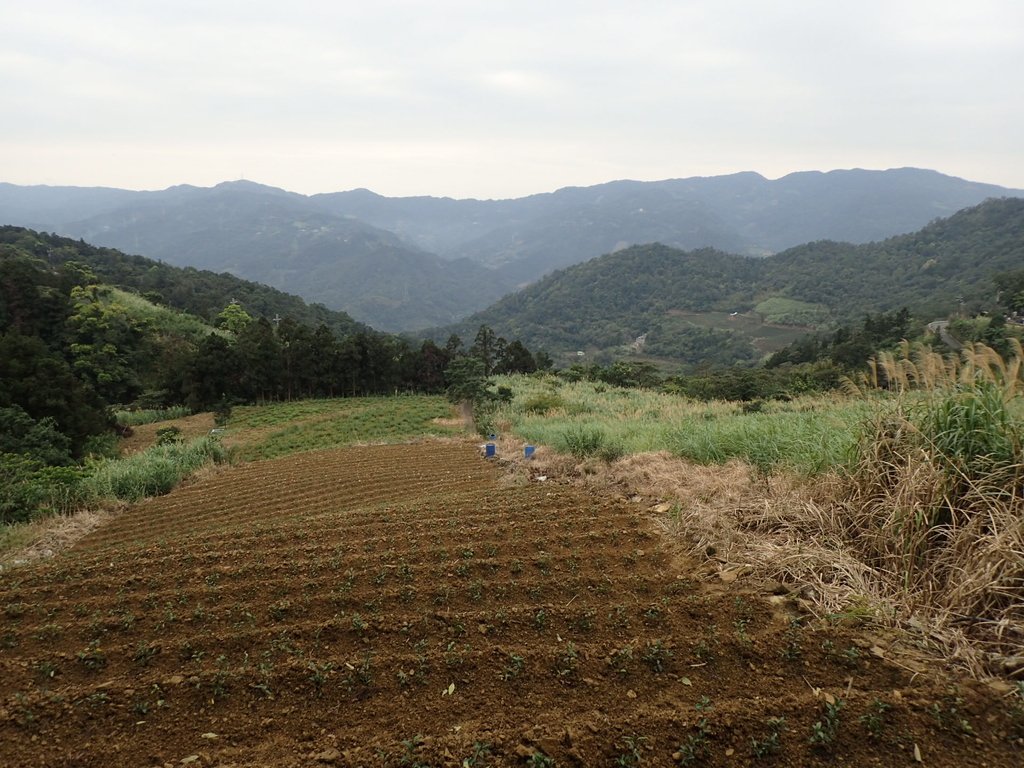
[1,442,1020,766]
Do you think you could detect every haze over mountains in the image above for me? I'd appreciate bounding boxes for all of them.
[1,168,1020,331]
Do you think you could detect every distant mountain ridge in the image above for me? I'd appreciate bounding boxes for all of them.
[1,168,1020,331]
[431,197,1024,367]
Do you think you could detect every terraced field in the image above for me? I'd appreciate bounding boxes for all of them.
[1,442,1021,766]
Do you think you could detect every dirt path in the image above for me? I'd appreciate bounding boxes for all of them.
[0,442,1020,766]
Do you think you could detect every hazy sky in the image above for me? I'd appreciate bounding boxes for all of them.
[2,0,1022,198]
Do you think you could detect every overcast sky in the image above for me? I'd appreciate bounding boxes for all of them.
[2,0,1022,198]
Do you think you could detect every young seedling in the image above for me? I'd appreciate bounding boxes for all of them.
[34,661,60,683]
[555,643,580,682]
[859,698,890,740]
[642,639,673,673]
[751,717,785,759]
[534,553,552,575]
[780,619,803,661]
[675,697,714,765]
[210,655,231,700]
[500,653,525,681]
[308,661,334,696]
[573,608,596,633]
[269,600,292,621]
[132,642,160,667]
[463,741,492,766]
[609,643,635,676]
[351,613,368,634]
[76,641,107,672]
[355,652,373,687]
[809,698,844,749]
[614,734,647,766]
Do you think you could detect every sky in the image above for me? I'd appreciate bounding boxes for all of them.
[2,0,1023,199]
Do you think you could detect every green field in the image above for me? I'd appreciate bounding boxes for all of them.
[230,395,460,460]
[492,374,872,475]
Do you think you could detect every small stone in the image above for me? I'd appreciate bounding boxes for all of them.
[200,733,218,740]
[312,748,342,764]
[626,689,637,699]
[180,756,200,765]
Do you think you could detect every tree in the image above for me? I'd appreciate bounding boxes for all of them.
[183,334,240,411]
[0,331,109,456]
[496,340,536,374]
[445,357,492,405]
[310,324,341,397]
[470,325,498,376]
[235,317,281,402]
[216,300,252,335]
[417,339,450,392]
[0,406,73,465]
[277,317,316,400]
[65,286,146,404]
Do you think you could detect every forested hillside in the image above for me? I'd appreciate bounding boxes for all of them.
[1,227,363,337]
[436,198,1024,366]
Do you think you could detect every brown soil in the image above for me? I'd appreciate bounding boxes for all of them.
[1,442,1021,767]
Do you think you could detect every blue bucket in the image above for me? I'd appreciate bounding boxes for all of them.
[485,443,496,458]
[524,445,536,459]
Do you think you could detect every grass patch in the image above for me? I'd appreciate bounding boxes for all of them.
[83,436,228,502]
[232,396,460,460]
[495,375,867,475]
[753,296,831,327]
[105,288,221,341]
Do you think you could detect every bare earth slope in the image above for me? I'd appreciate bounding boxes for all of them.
[1,443,1020,766]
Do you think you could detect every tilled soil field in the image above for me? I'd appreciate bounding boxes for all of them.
[1,442,1021,766]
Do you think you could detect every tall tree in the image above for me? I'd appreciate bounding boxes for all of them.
[470,325,498,376]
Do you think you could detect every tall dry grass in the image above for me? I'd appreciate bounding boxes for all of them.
[827,341,1024,675]
[755,343,1022,676]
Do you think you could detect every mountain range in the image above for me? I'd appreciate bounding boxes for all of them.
[1,168,1021,331]
[433,197,1024,368]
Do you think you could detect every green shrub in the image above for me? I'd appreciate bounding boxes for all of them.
[213,398,233,427]
[155,426,183,446]
[557,425,623,461]
[0,454,89,524]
